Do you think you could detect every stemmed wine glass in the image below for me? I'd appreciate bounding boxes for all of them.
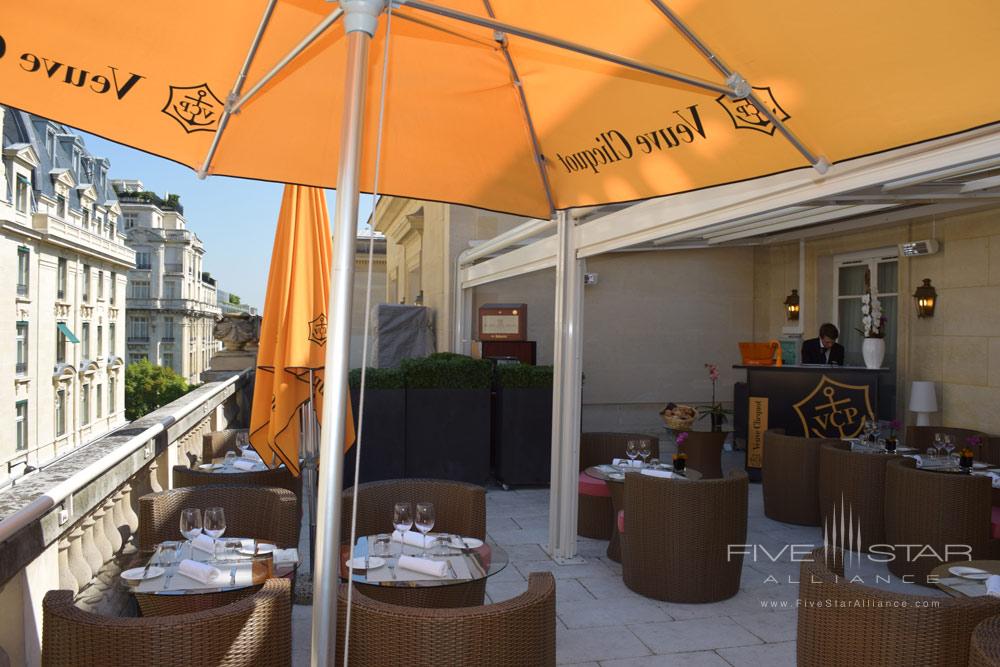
[625,440,639,466]
[638,440,652,468]
[180,508,203,558]
[944,435,956,461]
[933,433,944,459]
[414,502,436,557]
[204,506,227,556]
[393,502,413,551]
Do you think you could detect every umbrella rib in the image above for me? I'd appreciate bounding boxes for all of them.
[481,0,556,216]
[648,0,830,173]
[197,0,279,178]
[401,0,736,97]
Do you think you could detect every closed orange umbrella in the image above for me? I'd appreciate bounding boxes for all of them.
[250,184,355,476]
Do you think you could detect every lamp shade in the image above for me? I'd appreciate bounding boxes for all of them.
[909,381,938,413]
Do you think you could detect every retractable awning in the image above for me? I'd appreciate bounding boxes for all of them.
[57,322,79,344]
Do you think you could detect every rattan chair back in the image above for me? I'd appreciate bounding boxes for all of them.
[817,441,895,550]
[676,430,725,479]
[173,464,302,507]
[906,426,989,459]
[201,428,248,462]
[763,429,838,526]
[969,614,1000,667]
[579,432,659,471]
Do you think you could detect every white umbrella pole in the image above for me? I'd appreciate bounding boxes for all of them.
[311,2,381,665]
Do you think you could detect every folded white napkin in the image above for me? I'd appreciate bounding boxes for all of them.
[233,458,258,471]
[905,454,922,466]
[191,534,216,554]
[987,575,1000,597]
[273,548,299,566]
[612,458,642,467]
[641,468,674,479]
[178,558,221,584]
[397,555,447,577]
[241,450,263,462]
[392,530,429,548]
[989,472,1000,489]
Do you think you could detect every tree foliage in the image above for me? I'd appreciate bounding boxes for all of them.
[124,359,190,421]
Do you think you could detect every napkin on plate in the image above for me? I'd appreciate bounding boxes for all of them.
[641,468,674,479]
[905,454,922,466]
[397,555,447,577]
[178,559,221,584]
[987,575,1000,597]
[191,534,217,554]
[392,530,430,548]
[233,458,258,471]
[273,548,300,566]
[612,459,642,467]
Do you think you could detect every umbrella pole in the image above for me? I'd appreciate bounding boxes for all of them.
[305,370,318,572]
[312,3,381,665]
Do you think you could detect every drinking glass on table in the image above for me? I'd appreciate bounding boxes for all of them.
[638,440,652,468]
[393,502,413,556]
[944,435,957,460]
[414,502,436,557]
[933,433,944,458]
[180,508,203,557]
[204,507,226,555]
[625,440,639,466]
[223,451,237,470]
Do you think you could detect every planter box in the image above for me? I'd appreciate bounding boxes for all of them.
[494,386,552,487]
[343,387,406,487]
[404,388,491,485]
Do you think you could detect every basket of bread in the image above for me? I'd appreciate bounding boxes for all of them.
[659,403,697,430]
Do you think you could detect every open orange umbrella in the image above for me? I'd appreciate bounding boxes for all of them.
[250,184,355,476]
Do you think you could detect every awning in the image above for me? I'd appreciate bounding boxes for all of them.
[57,322,79,344]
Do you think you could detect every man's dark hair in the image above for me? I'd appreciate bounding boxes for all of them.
[819,323,839,340]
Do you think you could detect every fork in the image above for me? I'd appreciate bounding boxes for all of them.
[229,565,237,586]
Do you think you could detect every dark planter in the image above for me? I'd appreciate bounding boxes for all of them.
[405,388,491,485]
[343,387,406,487]
[494,387,553,487]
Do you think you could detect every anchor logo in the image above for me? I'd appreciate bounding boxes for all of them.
[793,375,874,438]
[162,83,224,133]
[307,314,328,347]
[715,86,790,136]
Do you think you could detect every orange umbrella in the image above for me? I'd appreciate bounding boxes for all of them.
[250,184,355,476]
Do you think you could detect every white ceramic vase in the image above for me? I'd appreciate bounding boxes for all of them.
[862,337,885,369]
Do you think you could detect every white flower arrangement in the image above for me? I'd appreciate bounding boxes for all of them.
[857,290,884,338]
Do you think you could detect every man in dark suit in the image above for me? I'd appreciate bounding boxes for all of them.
[801,322,845,365]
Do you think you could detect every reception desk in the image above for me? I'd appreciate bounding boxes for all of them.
[734,364,889,481]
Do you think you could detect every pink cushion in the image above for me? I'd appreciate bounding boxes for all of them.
[992,507,1000,540]
[617,510,625,534]
[578,471,611,497]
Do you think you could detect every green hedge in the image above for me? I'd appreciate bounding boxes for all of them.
[401,354,493,389]
[348,367,406,390]
[496,364,554,389]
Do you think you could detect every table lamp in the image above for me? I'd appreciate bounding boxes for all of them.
[908,381,938,426]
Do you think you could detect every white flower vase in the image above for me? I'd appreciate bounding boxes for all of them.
[862,338,885,369]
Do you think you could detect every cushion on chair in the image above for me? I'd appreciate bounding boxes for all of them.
[992,506,1000,540]
[579,471,611,497]
[617,510,625,534]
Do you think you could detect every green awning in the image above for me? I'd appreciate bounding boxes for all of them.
[57,322,80,344]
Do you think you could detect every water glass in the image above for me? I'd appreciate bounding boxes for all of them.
[625,440,639,465]
[223,451,237,470]
[371,533,392,558]
[414,502,436,557]
[638,440,652,467]
[180,508,203,544]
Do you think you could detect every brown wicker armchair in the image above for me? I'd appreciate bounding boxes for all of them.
[817,442,896,550]
[676,430,725,479]
[172,464,303,516]
[621,470,747,603]
[577,432,659,540]
[884,457,998,584]
[970,615,1000,667]
[798,548,1000,666]
[906,426,990,459]
[201,428,248,462]
[42,578,292,667]
[137,485,299,554]
[335,573,556,666]
[763,429,838,526]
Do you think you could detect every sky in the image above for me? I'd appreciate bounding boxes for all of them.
[80,132,375,310]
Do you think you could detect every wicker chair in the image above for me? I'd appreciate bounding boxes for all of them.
[173,464,303,516]
[884,457,999,584]
[577,432,659,540]
[621,470,747,602]
[137,485,299,555]
[798,548,1000,666]
[201,428,248,462]
[335,573,556,666]
[42,578,292,667]
[817,442,896,550]
[763,429,838,526]
[675,430,725,479]
[906,426,989,459]
[970,615,1000,667]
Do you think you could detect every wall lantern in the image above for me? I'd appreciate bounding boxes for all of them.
[783,289,800,321]
[913,278,937,318]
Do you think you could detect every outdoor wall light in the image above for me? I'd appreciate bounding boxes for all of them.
[783,289,800,321]
[913,278,937,318]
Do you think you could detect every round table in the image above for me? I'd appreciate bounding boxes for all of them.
[584,465,702,562]
[931,559,1000,598]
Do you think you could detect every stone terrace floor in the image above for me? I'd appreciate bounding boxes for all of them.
[291,451,945,665]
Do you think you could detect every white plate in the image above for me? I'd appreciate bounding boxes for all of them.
[238,543,276,556]
[949,566,991,580]
[121,566,164,581]
[973,462,991,470]
[608,472,625,481]
[198,463,221,471]
[345,556,385,570]
[462,538,484,549]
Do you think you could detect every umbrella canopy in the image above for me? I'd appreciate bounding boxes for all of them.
[1,1,998,218]
[250,184,355,475]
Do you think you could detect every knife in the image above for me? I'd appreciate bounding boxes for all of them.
[142,544,161,580]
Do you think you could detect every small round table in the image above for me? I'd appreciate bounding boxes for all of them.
[584,465,702,562]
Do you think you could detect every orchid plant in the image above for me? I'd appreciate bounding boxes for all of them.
[857,288,886,339]
[697,363,731,431]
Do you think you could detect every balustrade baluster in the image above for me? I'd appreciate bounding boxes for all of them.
[58,538,77,595]
[66,527,92,592]
[102,498,123,555]
[79,517,104,579]
[91,504,114,564]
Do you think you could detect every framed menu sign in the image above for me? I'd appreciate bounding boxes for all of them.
[478,303,527,341]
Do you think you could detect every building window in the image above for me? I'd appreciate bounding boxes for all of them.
[81,384,90,426]
[135,251,151,270]
[82,207,90,227]
[128,315,148,341]
[16,401,28,451]
[128,353,148,365]
[164,280,178,300]
[109,322,116,355]
[81,322,90,359]
[57,258,67,300]
[56,194,67,218]
[130,280,150,299]
[55,389,66,437]
[56,325,67,364]
[96,385,103,419]
[16,322,28,375]
[110,271,117,305]
[17,247,29,296]
[162,351,174,370]
[15,175,29,214]
[97,270,104,300]
[109,375,116,414]
[163,316,175,341]
[123,212,137,229]
[82,264,91,302]
[97,325,103,357]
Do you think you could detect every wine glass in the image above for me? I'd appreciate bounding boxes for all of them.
[638,440,652,468]
[393,502,413,554]
[625,440,639,466]
[180,508,203,558]
[933,432,944,458]
[944,435,956,460]
[204,507,226,555]
[223,450,237,470]
[414,502,435,557]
